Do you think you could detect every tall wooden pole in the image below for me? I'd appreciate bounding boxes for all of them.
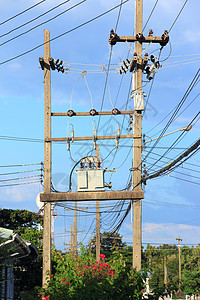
[96,144,100,260]
[176,236,182,293]
[71,223,74,253]
[74,201,77,255]
[43,29,52,287]
[133,0,143,270]
[164,256,167,292]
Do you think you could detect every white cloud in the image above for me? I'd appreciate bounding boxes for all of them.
[123,220,200,245]
[184,30,200,44]
[174,116,191,124]
[142,222,200,245]
[158,0,182,13]
[8,62,22,70]
[1,184,40,204]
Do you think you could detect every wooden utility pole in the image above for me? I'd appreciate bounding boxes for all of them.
[164,255,167,293]
[96,144,101,260]
[74,201,77,255]
[108,0,168,269]
[176,236,182,293]
[133,0,143,271]
[42,29,52,287]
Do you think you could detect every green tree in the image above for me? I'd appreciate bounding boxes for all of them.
[0,209,43,298]
[0,208,42,233]
[146,244,179,298]
[89,231,126,258]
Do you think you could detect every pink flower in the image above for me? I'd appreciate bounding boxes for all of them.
[75,265,78,268]
[74,254,77,258]
[62,278,66,282]
[85,265,89,269]
[65,281,69,285]
[99,254,105,260]
[141,290,144,293]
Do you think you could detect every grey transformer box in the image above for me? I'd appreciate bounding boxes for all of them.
[75,156,114,192]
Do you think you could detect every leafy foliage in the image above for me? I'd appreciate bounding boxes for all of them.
[89,231,126,258]
[34,248,147,300]
[0,209,43,298]
[0,208,43,233]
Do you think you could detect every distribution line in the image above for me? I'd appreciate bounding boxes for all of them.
[147,151,200,175]
[148,91,200,138]
[146,111,200,173]
[144,69,200,164]
[0,0,46,26]
[0,0,130,66]
[0,1,85,47]
[0,174,42,183]
[0,162,42,168]
[0,168,42,176]
[168,0,189,33]
[0,0,71,39]
[143,0,159,32]
[146,155,200,181]
[0,180,41,188]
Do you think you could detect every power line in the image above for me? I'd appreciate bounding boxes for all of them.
[147,151,200,175]
[0,162,42,168]
[144,69,200,164]
[0,0,85,47]
[0,0,130,66]
[0,180,41,188]
[0,168,42,176]
[0,0,46,26]
[146,111,200,173]
[0,0,70,39]
[168,0,189,33]
[0,135,44,143]
[143,0,159,31]
[143,138,200,181]
[0,174,42,183]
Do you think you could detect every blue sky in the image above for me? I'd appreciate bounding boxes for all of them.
[0,0,200,251]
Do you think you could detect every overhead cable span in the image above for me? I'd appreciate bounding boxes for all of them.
[142,138,200,184]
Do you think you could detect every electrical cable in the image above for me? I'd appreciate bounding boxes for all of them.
[146,155,200,182]
[147,150,200,175]
[168,0,188,33]
[0,1,86,48]
[0,168,42,176]
[0,135,44,143]
[0,0,71,39]
[0,0,130,66]
[0,162,42,168]
[147,91,200,137]
[145,111,200,174]
[144,68,200,164]
[143,47,162,114]
[0,174,42,183]
[0,180,41,188]
[0,0,46,26]
[143,0,159,32]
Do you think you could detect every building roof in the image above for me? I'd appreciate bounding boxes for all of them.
[0,227,38,262]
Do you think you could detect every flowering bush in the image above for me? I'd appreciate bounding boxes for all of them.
[22,247,147,299]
